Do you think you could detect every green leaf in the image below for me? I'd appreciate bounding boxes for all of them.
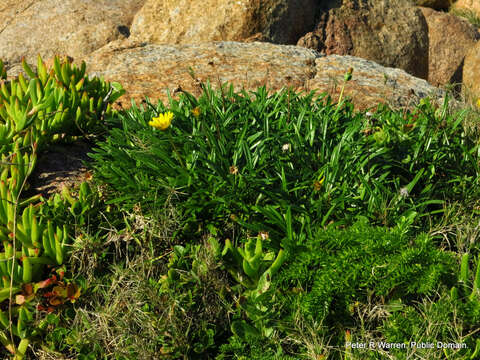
[231,320,260,340]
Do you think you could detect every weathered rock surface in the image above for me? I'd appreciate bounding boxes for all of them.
[307,55,447,111]
[462,40,480,103]
[0,1,30,31]
[82,41,447,112]
[452,0,480,18]
[129,0,318,45]
[0,0,145,66]
[297,0,429,79]
[420,6,479,87]
[414,0,453,10]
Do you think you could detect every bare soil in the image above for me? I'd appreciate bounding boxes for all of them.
[26,139,94,197]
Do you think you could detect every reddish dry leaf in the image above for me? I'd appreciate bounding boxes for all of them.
[49,297,63,306]
[67,283,81,302]
[22,283,33,295]
[36,278,53,289]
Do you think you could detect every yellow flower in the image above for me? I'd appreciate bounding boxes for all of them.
[477,98,480,109]
[149,111,173,130]
[191,106,201,118]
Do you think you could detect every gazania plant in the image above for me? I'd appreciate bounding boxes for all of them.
[4,69,478,359]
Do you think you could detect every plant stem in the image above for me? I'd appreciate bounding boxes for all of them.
[168,132,185,169]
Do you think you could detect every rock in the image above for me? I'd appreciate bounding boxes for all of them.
[420,6,479,88]
[297,0,429,79]
[307,55,448,111]
[462,40,480,103]
[452,0,480,18]
[414,0,452,10]
[82,41,448,112]
[129,0,318,45]
[0,0,145,66]
[0,1,29,31]
[296,32,323,50]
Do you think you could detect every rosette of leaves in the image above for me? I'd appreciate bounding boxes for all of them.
[220,234,286,339]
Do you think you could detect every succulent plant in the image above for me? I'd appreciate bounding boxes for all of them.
[221,235,286,339]
[0,55,125,153]
[0,54,114,358]
[222,236,285,291]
